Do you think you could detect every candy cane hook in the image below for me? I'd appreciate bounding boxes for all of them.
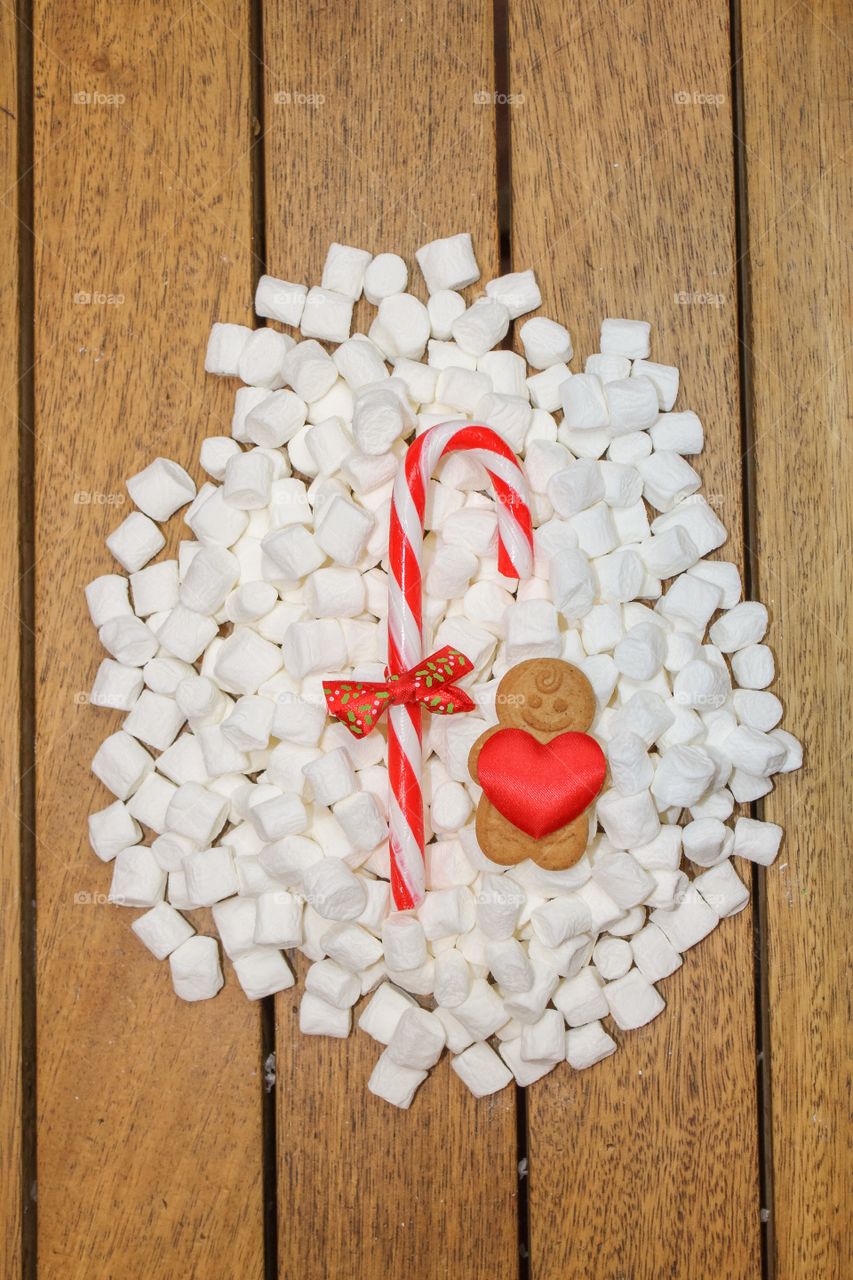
[387,421,534,910]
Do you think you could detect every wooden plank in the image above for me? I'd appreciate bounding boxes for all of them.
[32,4,265,1277]
[0,6,22,1276]
[509,2,762,1276]
[741,3,851,1275]
[262,5,520,1277]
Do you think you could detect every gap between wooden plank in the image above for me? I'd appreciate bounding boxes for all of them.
[492,0,532,1274]
[727,2,775,1274]
[17,2,37,1275]
[247,1,280,1275]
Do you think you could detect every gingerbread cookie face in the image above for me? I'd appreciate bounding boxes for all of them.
[468,659,605,872]
[495,658,596,738]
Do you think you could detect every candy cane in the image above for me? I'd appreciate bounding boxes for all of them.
[387,421,534,911]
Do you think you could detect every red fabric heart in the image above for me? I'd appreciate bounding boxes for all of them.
[478,728,606,839]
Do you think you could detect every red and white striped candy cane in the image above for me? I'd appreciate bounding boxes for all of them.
[387,421,534,911]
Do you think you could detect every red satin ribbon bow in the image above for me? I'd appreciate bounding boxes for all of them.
[323,645,476,738]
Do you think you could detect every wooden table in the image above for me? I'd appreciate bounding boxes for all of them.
[2,1,849,1276]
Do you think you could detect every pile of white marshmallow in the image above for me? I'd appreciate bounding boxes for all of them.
[85,231,801,1108]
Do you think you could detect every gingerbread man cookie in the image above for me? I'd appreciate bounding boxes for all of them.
[468,658,606,871]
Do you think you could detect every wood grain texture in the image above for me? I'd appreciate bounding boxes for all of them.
[0,6,22,1276]
[509,2,762,1276]
[32,4,264,1277]
[262,4,520,1277]
[741,2,851,1275]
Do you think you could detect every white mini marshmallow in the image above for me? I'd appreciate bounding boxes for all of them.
[368,1049,426,1109]
[234,948,295,1000]
[433,948,472,1008]
[606,377,659,435]
[109,845,166,908]
[165,782,228,846]
[566,1020,618,1069]
[300,286,353,344]
[451,299,510,358]
[92,731,154,801]
[254,275,306,326]
[302,747,357,806]
[476,873,525,940]
[600,461,643,509]
[382,914,427,971]
[548,459,604,516]
[604,968,665,1029]
[106,512,165,573]
[90,659,144,711]
[122,689,185,751]
[709,602,768,653]
[280,340,338,404]
[520,1009,565,1063]
[169,935,224,1001]
[638,451,701,512]
[693,859,750,918]
[300,991,351,1037]
[553,968,608,1027]
[313,495,373,567]
[321,922,384,971]
[85,573,133,627]
[126,460,196,526]
[600,318,651,360]
[649,409,703,454]
[182,845,239,906]
[302,857,366,921]
[733,816,783,866]
[250,792,308,842]
[596,788,660,850]
[238,328,290,389]
[245,390,307,448]
[429,780,474,833]
[205,322,252,376]
[253,889,304,948]
[387,1006,446,1070]
[593,936,632,981]
[560,371,609,432]
[424,289,465,341]
[499,1038,558,1087]
[484,269,541,319]
[630,922,682,982]
[132,901,195,959]
[362,251,407,303]
[416,233,480,293]
[681,817,732,868]
[723,725,786,777]
[451,1041,513,1096]
[631,359,679,410]
[130,560,180,619]
[651,745,716,807]
[88,800,142,862]
[731,690,783,732]
[505,598,561,663]
[585,352,631,382]
[358,982,416,1044]
[731,644,775,690]
[452,977,510,1040]
[214,628,283,695]
[373,294,430,360]
[519,316,572,369]
[352,384,410,455]
[321,242,372,300]
[651,886,719,951]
